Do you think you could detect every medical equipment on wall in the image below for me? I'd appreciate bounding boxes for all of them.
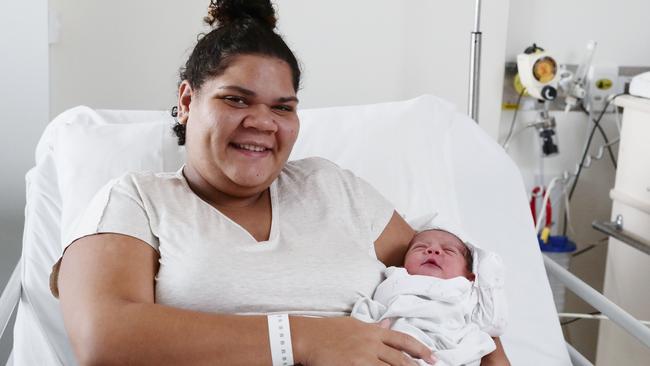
[512,44,629,296]
[514,42,603,158]
[563,41,597,112]
[515,44,561,157]
[516,44,562,101]
[526,95,624,236]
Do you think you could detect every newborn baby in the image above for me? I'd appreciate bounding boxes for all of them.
[352,224,507,366]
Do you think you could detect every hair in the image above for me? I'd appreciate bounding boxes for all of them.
[172,0,301,145]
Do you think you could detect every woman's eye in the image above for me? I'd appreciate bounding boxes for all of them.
[273,105,294,112]
[223,96,248,107]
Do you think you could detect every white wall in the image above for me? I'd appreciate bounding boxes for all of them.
[505,0,649,65]
[49,0,509,138]
[501,0,650,362]
[49,0,211,116]
[401,0,509,139]
[275,1,409,107]
[0,0,49,362]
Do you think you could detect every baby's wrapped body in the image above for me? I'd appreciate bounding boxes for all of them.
[352,266,495,365]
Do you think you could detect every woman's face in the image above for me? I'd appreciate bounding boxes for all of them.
[179,54,299,198]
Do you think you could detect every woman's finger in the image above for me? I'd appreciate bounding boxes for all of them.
[377,345,419,366]
[349,351,392,366]
[377,318,392,329]
[382,329,436,365]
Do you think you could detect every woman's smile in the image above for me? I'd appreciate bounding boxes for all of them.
[229,142,273,159]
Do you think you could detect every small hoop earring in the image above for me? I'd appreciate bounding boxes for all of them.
[171,106,188,125]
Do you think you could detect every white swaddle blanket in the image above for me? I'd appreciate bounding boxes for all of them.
[352,213,507,366]
[352,267,495,365]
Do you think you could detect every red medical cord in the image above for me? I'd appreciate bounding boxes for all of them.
[530,186,552,228]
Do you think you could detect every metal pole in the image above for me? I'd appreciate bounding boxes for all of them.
[468,0,482,123]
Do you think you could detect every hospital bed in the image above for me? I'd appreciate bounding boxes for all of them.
[1,95,647,365]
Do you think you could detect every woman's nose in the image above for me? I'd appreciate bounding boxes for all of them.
[243,104,278,132]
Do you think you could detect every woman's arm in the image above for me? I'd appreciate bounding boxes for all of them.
[374,211,416,266]
[481,338,511,366]
[59,233,270,365]
[58,233,434,365]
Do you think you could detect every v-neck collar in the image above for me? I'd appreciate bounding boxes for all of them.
[175,165,279,244]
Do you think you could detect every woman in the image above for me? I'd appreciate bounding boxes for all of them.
[54,1,509,364]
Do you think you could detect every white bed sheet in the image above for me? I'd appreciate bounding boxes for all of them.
[14,95,570,365]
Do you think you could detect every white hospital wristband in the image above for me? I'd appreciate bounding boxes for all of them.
[267,314,295,366]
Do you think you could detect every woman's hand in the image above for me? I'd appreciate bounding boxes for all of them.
[292,316,436,366]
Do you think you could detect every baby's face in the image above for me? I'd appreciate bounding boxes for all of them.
[404,230,474,280]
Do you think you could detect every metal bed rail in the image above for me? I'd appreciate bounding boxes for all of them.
[592,218,650,256]
[1,258,21,365]
[567,342,593,366]
[544,254,650,357]
[0,259,21,341]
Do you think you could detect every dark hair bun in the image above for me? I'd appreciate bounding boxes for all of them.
[204,0,277,29]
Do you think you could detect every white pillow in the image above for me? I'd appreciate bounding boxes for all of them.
[291,95,459,221]
[54,109,185,245]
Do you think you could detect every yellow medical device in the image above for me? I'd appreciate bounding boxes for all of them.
[516,44,561,101]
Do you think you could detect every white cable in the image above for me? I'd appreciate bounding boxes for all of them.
[532,124,619,235]
[558,312,650,327]
[538,138,545,188]
[503,125,534,152]
[501,89,526,150]
[555,135,620,186]
[535,177,562,233]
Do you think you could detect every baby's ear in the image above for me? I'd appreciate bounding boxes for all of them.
[467,272,476,282]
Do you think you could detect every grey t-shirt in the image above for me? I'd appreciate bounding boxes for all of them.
[64,157,394,317]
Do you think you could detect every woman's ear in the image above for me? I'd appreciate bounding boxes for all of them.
[177,81,194,124]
